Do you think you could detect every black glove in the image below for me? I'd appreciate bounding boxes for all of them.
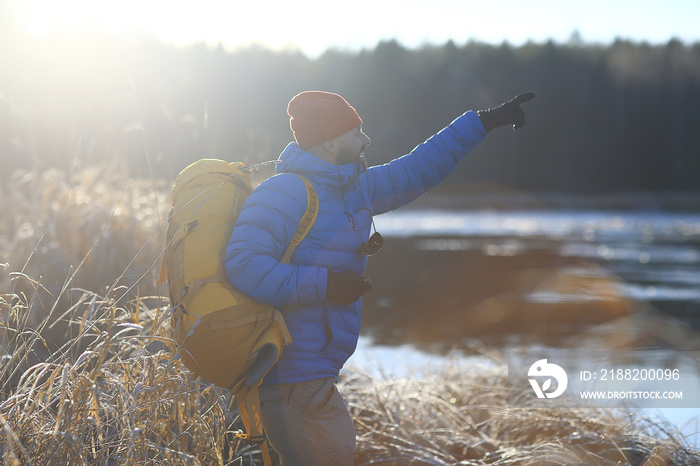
[326,270,372,306]
[477,92,536,133]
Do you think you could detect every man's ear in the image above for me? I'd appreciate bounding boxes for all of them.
[321,138,338,154]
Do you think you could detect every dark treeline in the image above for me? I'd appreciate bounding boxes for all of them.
[2,26,700,195]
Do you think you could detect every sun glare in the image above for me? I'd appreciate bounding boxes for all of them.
[12,0,313,51]
[16,0,98,38]
[8,0,700,58]
[11,0,403,57]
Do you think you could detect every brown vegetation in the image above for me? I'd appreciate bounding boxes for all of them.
[345,363,700,465]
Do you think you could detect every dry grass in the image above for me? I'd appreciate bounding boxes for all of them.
[0,164,252,464]
[1,166,698,465]
[343,361,700,465]
[0,161,166,296]
[1,163,167,353]
[0,286,254,465]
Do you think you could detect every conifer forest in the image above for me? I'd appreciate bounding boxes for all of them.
[2,30,699,197]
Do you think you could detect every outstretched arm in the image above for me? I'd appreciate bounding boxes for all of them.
[364,92,536,214]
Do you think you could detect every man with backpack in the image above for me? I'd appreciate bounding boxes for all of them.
[224,90,535,465]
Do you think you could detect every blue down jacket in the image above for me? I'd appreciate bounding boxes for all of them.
[225,110,486,385]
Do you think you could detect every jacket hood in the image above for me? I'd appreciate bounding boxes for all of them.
[276,142,364,191]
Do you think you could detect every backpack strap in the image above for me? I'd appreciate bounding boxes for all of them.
[172,174,318,312]
[280,175,318,264]
[235,385,273,466]
[236,174,317,466]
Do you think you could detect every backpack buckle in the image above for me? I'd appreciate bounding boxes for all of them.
[234,431,265,445]
[248,435,266,445]
[174,303,186,319]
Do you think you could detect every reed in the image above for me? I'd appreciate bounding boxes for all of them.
[0,287,247,464]
[343,362,700,465]
[1,163,167,354]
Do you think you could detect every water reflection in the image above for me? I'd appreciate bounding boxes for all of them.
[358,208,700,447]
[363,209,700,350]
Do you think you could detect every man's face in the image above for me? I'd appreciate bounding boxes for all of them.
[332,126,371,166]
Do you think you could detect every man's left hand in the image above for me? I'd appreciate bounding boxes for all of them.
[477,92,537,133]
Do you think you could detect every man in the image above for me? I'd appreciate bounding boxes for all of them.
[225,90,535,465]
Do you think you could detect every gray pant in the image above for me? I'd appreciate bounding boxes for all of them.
[259,377,356,466]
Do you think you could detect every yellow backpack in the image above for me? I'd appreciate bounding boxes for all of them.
[160,159,318,465]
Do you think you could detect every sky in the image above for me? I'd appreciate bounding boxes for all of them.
[5,0,700,57]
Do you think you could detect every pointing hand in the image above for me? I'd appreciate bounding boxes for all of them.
[477,91,537,132]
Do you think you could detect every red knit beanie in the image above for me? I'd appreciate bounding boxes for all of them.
[287,91,363,149]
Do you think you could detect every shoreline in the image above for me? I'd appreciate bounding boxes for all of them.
[404,186,700,212]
